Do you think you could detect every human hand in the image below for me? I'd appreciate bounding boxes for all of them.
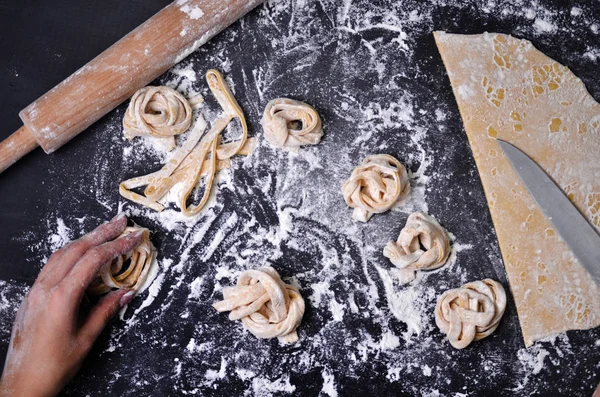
[0,214,143,397]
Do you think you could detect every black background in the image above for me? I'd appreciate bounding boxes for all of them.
[1,0,599,396]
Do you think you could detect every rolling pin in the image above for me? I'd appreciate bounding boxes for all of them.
[0,0,264,174]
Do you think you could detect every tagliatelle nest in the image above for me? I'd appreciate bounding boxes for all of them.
[341,154,410,222]
[435,279,507,349]
[87,226,156,296]
[262,98,323,151]
[119,69,256,216]
[383,211,450,284]
[213,266,305,344]
[123,86,193,151]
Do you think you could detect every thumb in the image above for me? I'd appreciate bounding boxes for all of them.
[79,289,135,347]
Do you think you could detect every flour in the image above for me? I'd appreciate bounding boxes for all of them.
[513,345,551,391]
[533,18,557,34]
[380,331,401,350]
[180,4,204,20]
[584,48,600,61]
[321,369,338,397]
[0,281,27,343]
[132,258,171,315]
[570,7,582,17]
[5,0,599,395]
[201,212,238,261]
[308,281,331,307]
[422,364,432,376]
[205,357,227,380]
[375,265,427,338]
[48,218,72,252]
[329,298,345,322]
[251,375,295,396]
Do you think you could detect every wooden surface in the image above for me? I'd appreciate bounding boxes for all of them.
[0,126,38,173]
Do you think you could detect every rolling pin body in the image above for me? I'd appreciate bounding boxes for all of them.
[0,0,263,173]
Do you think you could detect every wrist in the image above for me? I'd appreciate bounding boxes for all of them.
[0,373,54,397]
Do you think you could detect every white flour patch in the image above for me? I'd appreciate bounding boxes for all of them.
[422,364,432,376]
[180,4,204,20]
[513,345,550,390]
[375,264,430,339]
[321,368,338,397]
[251,375,295,396]
[48,218,72,252]
[205,356,227,380]
[534,18,557,33]
[380,330,401,350]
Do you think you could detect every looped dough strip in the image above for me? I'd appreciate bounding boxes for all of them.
[123,86,193,151]
[213,266,305,343]
[434,279,507,349]
[87,226,156,295]
[383,211,450,284]
[341,154,410,222]
[120,70,256,216]
[262,98,323,151]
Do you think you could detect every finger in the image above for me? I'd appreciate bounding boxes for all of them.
[38,213,128,285]
[37,213,128,288]
[61,230,144,301]
[78,289,135,348]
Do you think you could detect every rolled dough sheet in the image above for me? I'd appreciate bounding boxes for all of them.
[434,31,600,347]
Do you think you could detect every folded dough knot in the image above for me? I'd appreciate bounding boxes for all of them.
[262,98,323,151]
[123,86,193,151]
[213,267,305,343]
[383,211,450,283]
[435,279,506,349]
[87,227,156,295]
[341,154,410,222]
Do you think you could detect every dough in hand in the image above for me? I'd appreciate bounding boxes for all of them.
[213,266,305,343]
[435,279,506,349]
[341,154,410,222]
[123,86,193,151]
[87,226,156,295]
[383,211,450,284]
[262,98,323,151]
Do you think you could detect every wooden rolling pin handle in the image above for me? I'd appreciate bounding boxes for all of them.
[0,0,264,175]
[0,126,39,173]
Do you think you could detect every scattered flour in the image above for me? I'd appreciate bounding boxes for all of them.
[48,218,72,251]
[251,375,295,396]
[534,18,557,33]
[6,0,598,395]
[321,369,338,397]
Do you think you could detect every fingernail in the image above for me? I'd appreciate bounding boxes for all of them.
[111,213,127,223]
[131,230,144,239]
[119,291,135,307]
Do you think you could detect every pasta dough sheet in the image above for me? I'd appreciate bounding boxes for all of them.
[434,31,600,347]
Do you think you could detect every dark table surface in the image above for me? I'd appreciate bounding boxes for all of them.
[1,0,599,396]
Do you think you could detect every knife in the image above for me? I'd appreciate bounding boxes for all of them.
[497,139,600,284]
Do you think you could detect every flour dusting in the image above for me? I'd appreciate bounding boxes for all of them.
[4,0,599,395]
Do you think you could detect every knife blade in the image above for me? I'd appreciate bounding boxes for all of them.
[497,139,600,284]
